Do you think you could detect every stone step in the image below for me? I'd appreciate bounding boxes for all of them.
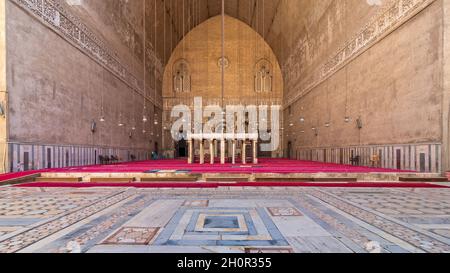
[204,176,250,182]
[312,177,358,182]
[445,172,450,180]
[0,173,41,186]
[141,176,199,182]
[35,177,82,182]
[255,177,357,182]
[90,177,135,183]
[399,177,448,182]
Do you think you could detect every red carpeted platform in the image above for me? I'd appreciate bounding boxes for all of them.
[15,181,449,189]
[14,158,413,175]
[2,158,435,189]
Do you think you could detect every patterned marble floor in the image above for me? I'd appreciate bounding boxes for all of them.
[0,185,449,253]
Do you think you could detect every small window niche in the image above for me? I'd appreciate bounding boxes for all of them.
[173,59,191,93]
[254,59,273,93]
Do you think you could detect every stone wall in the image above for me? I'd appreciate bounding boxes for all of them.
[3,0,164,172]
[0,0,7,172]
[443,0,450,173]
[162,16,284,158]
[1,0,448,173]
[282,0,444,173]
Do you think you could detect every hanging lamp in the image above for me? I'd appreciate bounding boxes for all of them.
[142,0,148,125]
[153,0,158,132]
[344,2,351,124]
[299,106,305,123]
[118,92,125,127]
[325,38,331,128]
[100,69,106,122]
[132,90,137,130]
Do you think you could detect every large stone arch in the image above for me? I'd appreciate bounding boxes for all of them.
[161,15,284,158]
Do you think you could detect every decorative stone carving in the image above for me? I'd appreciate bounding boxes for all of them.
[255,59,273,93]
[173,59,191,93]
[217,57,230,69]
[283,0,435,108]
[11,0,163,107]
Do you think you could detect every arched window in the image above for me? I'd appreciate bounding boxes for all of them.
[255,59,273,93]
[173,59,191,93]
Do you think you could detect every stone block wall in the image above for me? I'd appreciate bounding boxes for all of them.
[282,0,445,173]
[1,0,163,172]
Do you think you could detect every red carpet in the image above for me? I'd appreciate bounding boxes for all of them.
[15,181,448,189]
[1,158,412,177]
[2,159,434,189]
[0,170,42,183]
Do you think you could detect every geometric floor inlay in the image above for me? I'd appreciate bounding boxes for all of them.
[183,200,209,207]
[201,215,244,231]
[154,207,289,247]
[245,247,295,253]
[1,186,450,253]
[268,207,303,217]
[103,227,160,245]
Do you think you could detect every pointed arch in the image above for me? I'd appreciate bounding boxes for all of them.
[172,59,191,93]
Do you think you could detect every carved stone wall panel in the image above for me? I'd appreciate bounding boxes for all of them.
[283,0,436,108]
[11,0,162,108]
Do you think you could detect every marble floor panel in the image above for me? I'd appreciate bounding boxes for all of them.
[0,186,449,253]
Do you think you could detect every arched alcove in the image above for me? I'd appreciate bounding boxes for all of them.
[163,16,283,102]
[161,15,284,157]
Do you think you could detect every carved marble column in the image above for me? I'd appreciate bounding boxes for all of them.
[220,139,226,164]
[213,140,218,159]
[210,140,215,164]
[188,140,194,164]
[232,140,236,164]
[253,140,258,164]
[242,140,247,165]
[199,140,205,164]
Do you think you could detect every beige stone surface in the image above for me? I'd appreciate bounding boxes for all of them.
[283,0,445,168]
[0,0,6,173]
[161,15,283,153]
[443,0,450,171]
[5,0,162,150]
[1,0,449,172]
[163,15,283,101]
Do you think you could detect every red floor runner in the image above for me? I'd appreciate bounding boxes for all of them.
[0,158,414,184]
[15,182,449,189]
